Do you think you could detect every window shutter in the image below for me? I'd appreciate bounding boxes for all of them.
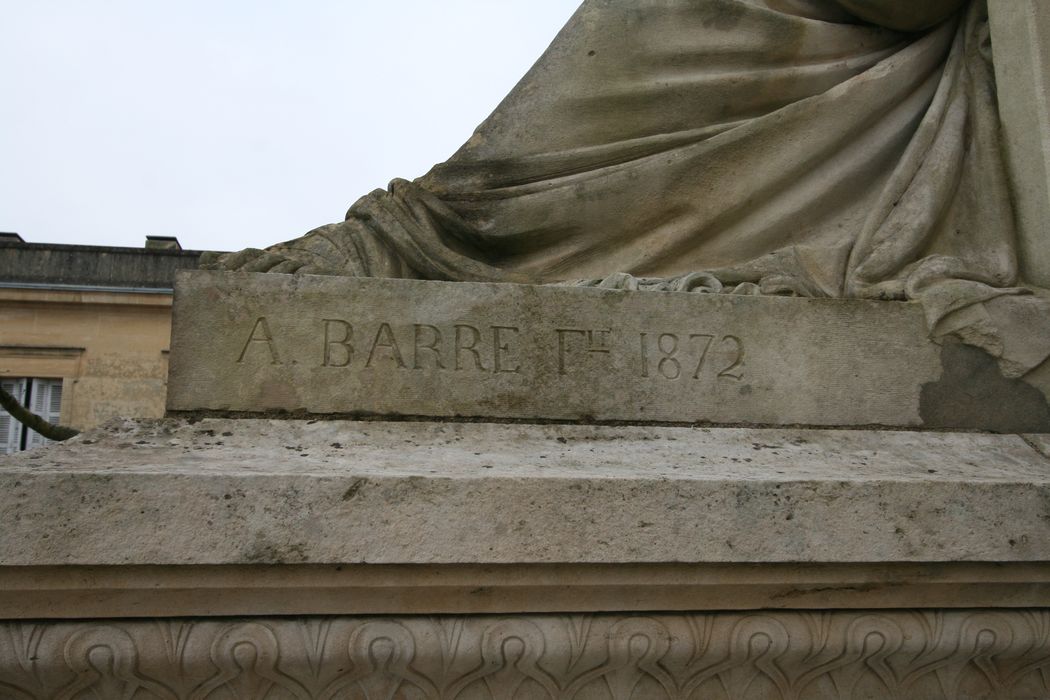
[48,381,63,420]
[1,378,26,454]
[26,379,63,451]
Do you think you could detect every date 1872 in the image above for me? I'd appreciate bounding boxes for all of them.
[639,333,745,381]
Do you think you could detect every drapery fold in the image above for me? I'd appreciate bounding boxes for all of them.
[208,0,1050,377]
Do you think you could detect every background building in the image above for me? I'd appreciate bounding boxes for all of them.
[0,233,202,453]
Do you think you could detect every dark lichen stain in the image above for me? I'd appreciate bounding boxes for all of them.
[920,343,1050,433]
[246,541,308,564]
[700,2,747,31]
[342,479,367,501]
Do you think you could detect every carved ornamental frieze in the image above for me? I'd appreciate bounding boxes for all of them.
[3,611,1049,699]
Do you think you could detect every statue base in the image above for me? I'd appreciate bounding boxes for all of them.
[2,417,1049,697]
[168,271,1050,433]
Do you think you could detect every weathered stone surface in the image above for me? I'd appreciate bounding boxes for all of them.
[3,418,1050,570]
[168,271,1050,430]
[989,0,1050,288]
[3,611,1050,699]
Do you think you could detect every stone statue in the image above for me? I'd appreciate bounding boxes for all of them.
[203,0,1050,377]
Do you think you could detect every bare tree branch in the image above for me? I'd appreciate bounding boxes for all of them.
[0,385,79,442]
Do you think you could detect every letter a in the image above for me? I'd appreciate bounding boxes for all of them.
[237,317,282,365]
[365,323,407,369]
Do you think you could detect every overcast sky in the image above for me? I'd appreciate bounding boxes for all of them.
[1,1,579,252]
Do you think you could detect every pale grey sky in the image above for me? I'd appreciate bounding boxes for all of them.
[1,1,579,252]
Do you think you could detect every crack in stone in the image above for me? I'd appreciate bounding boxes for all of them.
[1019,434,1050,462]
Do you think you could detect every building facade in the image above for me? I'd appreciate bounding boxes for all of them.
[0,233,202,452]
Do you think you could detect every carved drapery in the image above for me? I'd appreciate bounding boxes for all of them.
[203,0,1050,379]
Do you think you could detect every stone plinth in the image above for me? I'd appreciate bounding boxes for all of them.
[6,418,1050,572]
[1,418,1050,697]
[167,271,1050,432]
[3,417,1050,613]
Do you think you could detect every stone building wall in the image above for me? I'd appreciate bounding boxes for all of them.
[0,236,203,436]
[0,288,173,430]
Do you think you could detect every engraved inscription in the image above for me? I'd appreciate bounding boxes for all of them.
[236,317,281,365]
[657,333,681,379]
[689,334,714,379]
[366,323,407,369]
[718,335,745,380]
[413,325,444,370]
[242,317,745,385]
[640,332,745,381]
[556,328,612,375]
[455,325,485,371]
[492,326,521,374]
[323,319,353,368]
[318,320,523,376]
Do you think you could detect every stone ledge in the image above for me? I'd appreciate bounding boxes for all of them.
[2,418,1049,568]
[3,562,1050,620]
[4,419,1050,696]
[2,611,1049,699]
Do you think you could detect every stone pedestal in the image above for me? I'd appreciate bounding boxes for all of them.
[4,2,1050,696]
[3,265,1049,697]
[2,417,1049,697]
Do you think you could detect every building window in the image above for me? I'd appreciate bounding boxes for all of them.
[1,377,64,454]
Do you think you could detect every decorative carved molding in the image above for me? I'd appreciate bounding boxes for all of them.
[2,610,1049,698]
